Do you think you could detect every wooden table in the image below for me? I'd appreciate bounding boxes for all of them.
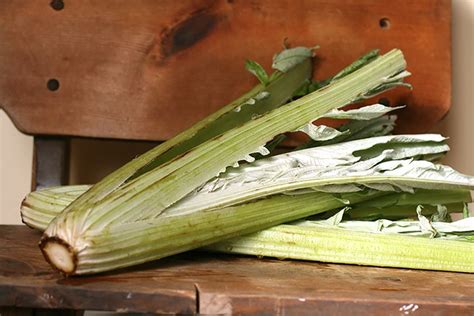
[1,225,473,315]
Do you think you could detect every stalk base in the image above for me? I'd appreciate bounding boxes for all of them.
[40,237,76,275]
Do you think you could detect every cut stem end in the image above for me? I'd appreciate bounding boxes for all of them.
[40,237,77,275]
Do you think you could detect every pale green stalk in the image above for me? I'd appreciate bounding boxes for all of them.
[206,223,474,273]
[23,186,472,274]
[42,58,312,234]
[43,191,383,274]
[23,111,400,230]
[22,186,471,232]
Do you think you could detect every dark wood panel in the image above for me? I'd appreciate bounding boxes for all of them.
[0,0,451,140]
[1,225,473,315]
[32,137,70,191]
[0,307,83,316]
[0,307,32,316]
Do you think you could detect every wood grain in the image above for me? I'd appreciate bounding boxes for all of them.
[1,225,473,315]
[0,0,451,141]
[0,226,196,314]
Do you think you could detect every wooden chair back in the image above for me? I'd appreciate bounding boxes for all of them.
[0,0,451,189]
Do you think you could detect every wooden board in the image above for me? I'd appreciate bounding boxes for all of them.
[1,225,473,315]
[0,0,451,141]
[0,226,196,314]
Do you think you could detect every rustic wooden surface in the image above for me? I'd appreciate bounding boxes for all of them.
[0,0,451,141]
[1,225,473,315]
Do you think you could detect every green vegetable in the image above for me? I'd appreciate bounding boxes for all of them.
[22,186,472,233]
[41,190,388,275]
[39,48,413,275]
[24,185,473,273]
[26,132,474,274]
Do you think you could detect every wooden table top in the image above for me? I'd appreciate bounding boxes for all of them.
[1,225,473,315]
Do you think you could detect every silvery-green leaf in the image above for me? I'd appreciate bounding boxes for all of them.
[245,60,269,85]
[322,104,405,121]
[296,216,474,240]
[353,70,412,102]
[345,115,397,140]
[163,135,473,216]
[272,47,315,72]
[354,135,449,160]
[431,217,474,234]
[325,208,348,225]
[389,70,412,81]
[299,115,397,150]
[431,205,449,222]
[242,154,256,163]
[358,82,412,101]
[255,145,270,156]
[417,206,438,238]
[340,115,397,140]
[226,145,271,171]
[361,183,414,193]
[205,134,450,189]
[297,124,349,141]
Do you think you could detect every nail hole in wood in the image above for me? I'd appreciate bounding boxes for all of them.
[379,18,390,29]
[47,79,60,92]
[378,98,391,106]
[50,0,64,11]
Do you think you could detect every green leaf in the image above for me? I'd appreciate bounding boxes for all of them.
[431,205,449,222]
[296,124,349,141]
[298,210,474,240]
[416,206,439,238]
[297,114,397,150]
[272,47,315,72]
[463,203,470,218]
[245,60,270,85]
[354,70,412,102]
[322,104,405,120]
[342,115,397,140]
[324,207,347,225]
[173,135,471,215]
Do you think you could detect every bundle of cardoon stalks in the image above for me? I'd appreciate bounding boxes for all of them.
[21,46,474,275]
